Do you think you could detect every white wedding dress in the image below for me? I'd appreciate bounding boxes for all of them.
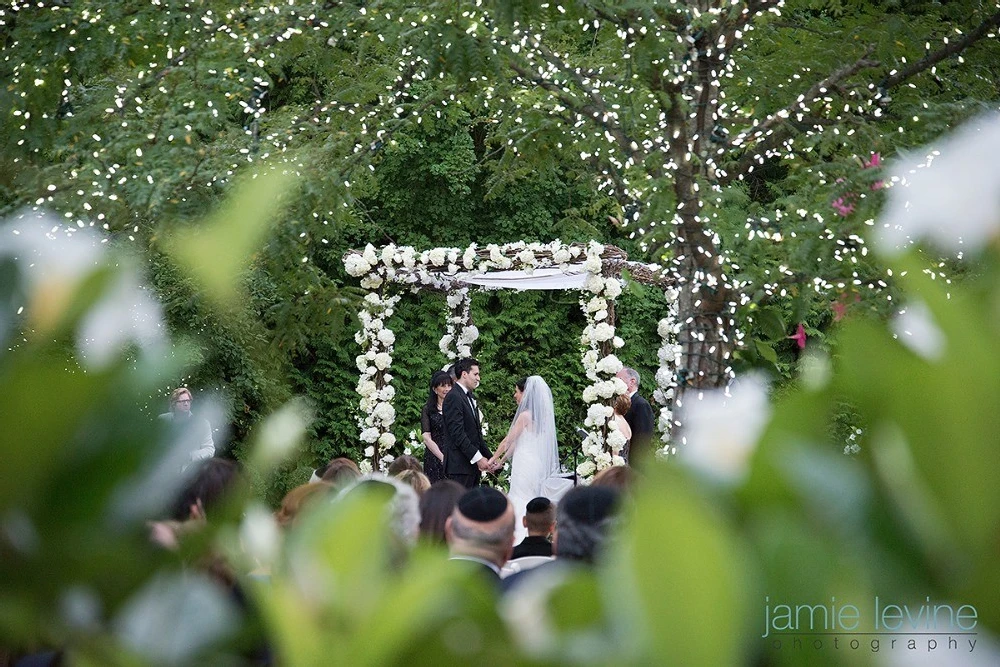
[505,377,573,543]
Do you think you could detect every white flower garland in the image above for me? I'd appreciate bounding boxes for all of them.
[576,242,628,480]
[440,288,478,359]
[653,287,681,456]
[344,239,678,477]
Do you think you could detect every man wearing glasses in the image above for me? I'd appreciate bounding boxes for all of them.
[158,387,215,466]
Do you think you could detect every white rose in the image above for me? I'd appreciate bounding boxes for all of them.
[361,429,379,444]
[596,354,624,375]
[345,254,372,277]
[463,246,478,269]
[603,279,623,299]
[373,352,392,370]
[378,432,396,448]
[377,329,396,346]
[593,322,615,342]
[428,248,447,266]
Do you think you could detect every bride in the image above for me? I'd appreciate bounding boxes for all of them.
[491,375,570,542]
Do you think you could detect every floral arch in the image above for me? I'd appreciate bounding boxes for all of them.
[343,241,680,480]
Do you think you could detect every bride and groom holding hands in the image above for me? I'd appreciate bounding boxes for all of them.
[443,357,571,541]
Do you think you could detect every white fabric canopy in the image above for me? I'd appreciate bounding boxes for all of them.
[455,266,589,290]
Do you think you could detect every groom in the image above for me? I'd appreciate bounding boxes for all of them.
[443,357,495,488]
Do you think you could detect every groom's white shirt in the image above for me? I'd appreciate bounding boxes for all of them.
[455,382,484,465]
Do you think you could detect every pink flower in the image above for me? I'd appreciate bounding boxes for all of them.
[832,196,855,217]
[863,152,881,168]
[788,323,807,350]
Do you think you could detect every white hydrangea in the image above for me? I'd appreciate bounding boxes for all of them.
[458,325,479,345]
[581,349,599,371]
[595,380,618,399]
[603,279,623,299]
[378,432,396,448]
[361,428,380,444]
[582,385,598,403]
[360,275,383,289]
[400,246,416,268]
[457,344,472,358]
[587,403,614,424]
[586,296,607,313]
[592,322,615,342]
[576,460,596,478]
[594,451,613,469]
[656,366,674,387]
[596,354,624,375]
[583,253,603,273]
[606,429,627,451]
[345,254,372,277]
[438,334,454,353]
[594,309,608,321]
[612,336,625,349]
[373,402,396,423]
[356,355,368,372]
[612,377,628,395]
[553,247,571,264]
[377,329,396,346]
[380,244,396,266]
[357,379,377,397]
[362,244,378,265]
[611,455,626,467]
[373,352,392,370]
[378,385,396,401]
[585,275,605,294]
[359,460,373,475]
[517,249,536,267]
[657,318,673,338]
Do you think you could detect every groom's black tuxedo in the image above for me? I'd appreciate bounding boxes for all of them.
[443,385,492,488]
[624,392,656,466]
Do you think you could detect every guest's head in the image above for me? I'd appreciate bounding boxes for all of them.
[613,393,631,417]
[171,457,241,521]
[419,480,465,544]
[426,370,453,411]
[615,367,640,394]
[169,386,194,416]
[396,469,431,497]
[275,482,332,528]
[523,496,556,537]
[320,457,361,489]
[553,486,620,564]
[446,487,515,568]
[387,454,422,477]
[591,465,633,493]
[341,475,422,551]
[453,357,481,390]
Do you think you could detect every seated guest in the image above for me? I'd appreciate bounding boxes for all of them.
[387,454,422,477]
[339,475,422,567]
[591,465,633,494]
[396,469,431,497]
[445,487,515,581]
[274,482,332,529]
[418,480,465,545]
[502,486,620,592]
[158,387,215,467]
[319,457,362,490]
[511,497,555,559]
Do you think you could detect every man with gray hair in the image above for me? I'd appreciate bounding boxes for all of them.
[446,486,515,582]
[615,367,656,466]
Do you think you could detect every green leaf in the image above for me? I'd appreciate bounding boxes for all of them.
[755,339,779,364]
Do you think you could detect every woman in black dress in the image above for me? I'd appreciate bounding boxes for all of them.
[420,370,452,483]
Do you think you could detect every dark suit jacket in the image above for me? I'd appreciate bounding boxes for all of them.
[511,535,553,559]
[625,392,656,465]
[442,385,491,478]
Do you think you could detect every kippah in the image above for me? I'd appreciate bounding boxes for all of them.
[561,486,619,524]
[525,497,552,514]
[458,487,508,522]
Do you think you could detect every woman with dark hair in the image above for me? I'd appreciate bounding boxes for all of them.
[418,479,465,544]
[420,370,452,483]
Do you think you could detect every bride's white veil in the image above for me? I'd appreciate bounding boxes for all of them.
[511,375,560,476]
